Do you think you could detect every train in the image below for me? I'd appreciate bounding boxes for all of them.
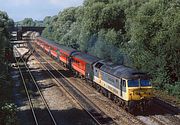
[34,36,153,112]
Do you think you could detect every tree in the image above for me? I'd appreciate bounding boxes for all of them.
[125,0,180,92]
[0,10,13,84]
[16,18,44,27]
[22,18,35,26]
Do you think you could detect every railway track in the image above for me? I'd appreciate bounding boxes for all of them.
[27,43,118,125]
[14,47,57,125]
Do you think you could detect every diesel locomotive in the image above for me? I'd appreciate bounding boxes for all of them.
[34,37,153,112]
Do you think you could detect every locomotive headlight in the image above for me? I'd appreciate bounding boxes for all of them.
[140,96,145,99]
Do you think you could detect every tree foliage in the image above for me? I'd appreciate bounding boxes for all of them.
[125,0,180,90]
[16,18,44,27]
[0,10,13,89]
[42,0,180,98]
[0,10,18,124]
[0,11,12,64]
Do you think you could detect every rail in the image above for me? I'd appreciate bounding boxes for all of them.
[14,47,57,125]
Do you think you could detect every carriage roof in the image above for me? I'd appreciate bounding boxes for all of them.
[37,37,76,55]
[72,52,100,64]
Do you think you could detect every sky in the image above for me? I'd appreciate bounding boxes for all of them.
[0,0,84,21]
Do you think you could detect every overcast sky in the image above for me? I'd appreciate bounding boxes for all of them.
[0,0,84,21]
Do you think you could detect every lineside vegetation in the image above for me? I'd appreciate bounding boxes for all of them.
[0,10,18,124]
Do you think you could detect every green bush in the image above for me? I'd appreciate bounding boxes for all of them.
[0,103,18,125]
[164,82,180,99]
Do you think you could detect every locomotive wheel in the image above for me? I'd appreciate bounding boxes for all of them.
[108,92,113,100]
[96,85,101,92]
[113,96,118,103]
[140,101,145,113]
[88,80,93,87]
[128,107,134,114]
[99,87,103,94]
[124,105,129,112]
[101,88,108,97]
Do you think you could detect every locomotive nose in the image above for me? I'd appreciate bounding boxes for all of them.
[128,88,152,101]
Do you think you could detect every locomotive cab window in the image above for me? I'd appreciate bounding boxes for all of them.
[140,80,151,86]
[128,80,139,87]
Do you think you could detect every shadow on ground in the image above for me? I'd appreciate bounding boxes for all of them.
[17,107,95,125]
[133,98,180,116]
